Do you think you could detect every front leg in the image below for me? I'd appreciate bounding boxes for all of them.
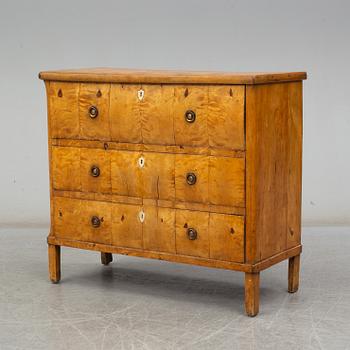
[245,272,260,317]
[48,244,61,283]
[288,255,300,293]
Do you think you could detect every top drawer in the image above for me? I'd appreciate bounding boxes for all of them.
[47,82,245,150]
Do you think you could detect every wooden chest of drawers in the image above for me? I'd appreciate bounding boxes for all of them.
[39,68,306,316]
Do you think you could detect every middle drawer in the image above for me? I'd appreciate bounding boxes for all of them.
[52,147,245,207]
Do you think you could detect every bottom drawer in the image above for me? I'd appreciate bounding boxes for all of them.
[53,197,244,262]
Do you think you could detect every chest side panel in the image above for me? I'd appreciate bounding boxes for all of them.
[245,82,303,263]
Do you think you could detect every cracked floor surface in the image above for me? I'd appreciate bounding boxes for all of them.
[0,227,350,349]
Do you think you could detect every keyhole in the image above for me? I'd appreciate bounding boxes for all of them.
[138,210,145,223]
[138,89,144,100]
[138,156,145,168]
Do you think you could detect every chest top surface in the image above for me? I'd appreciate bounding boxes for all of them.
[39,67,306,84]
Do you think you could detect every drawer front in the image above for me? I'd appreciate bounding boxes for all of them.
[53,197,244,262]
[53,197,112,244]
[52,147,244,207]
[48,83,244,150]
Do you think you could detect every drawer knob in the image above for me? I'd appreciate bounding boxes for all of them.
[90,165,100,177]
[185,110,196,123]
[88,105,99,118]
[187,228,197,240]
[91,216,101,228]
[186,172,197,185]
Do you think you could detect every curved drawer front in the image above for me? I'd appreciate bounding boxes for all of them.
[47,82,245,150]
[53,197,244,263]
[52,146,245,207]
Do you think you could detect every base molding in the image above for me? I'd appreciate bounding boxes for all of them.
[47,235,301,273]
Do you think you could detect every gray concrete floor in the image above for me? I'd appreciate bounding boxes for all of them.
[0,227,349,350]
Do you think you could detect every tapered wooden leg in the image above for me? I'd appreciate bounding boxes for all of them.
[288,254,300,293]
[245,272,260,317]
[48,244,61,283]
[101,252,113,265]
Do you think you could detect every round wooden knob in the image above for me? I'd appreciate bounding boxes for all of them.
[185,110,196,123]
[91,216,101,228]
[187,228,197,240]
[89,105,99,118]
[186,172,197,185]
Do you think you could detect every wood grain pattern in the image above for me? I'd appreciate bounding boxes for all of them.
[80,148,111,194]
[110,84,142,143]
[141,85,175,145]
[52,139,246,158]
[79,83,110,140]
[141,152,175,200]
[208,85,245,150]
[143,206,176,253]
[245,272,260,317]
[48,235,251,272]
[110,150,142,198]
[286,84,303,249]
[209,213,244,262]
[54,197,82,240]
[47,82,79,138]
[80,199,112,245]
[209,156,245,207]
[52,146,81,191]
[39,68,307,85]
[175,209,210,258]
[54,189,246,216]
[246,82,303,263]
[47,236,301,273]
[47,83,245,151]
[175,154,209,204]
[48,244,61,283]
[45,81,55,237]
[174,86,208,147]
[111,203,143,249]
[288,254,300,293]
[54,197,112,244]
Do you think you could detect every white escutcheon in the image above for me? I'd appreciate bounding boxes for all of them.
[138,156,145,168]
[137,89,144,101]
[138,210,145,223]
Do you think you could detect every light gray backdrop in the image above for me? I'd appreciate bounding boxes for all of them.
[1,0,349,227]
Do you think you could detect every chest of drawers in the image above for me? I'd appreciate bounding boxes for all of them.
[39,68,306,316]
